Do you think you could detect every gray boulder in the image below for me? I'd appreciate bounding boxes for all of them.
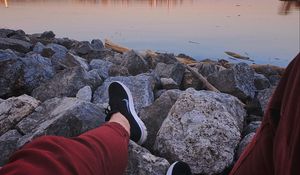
[90,59,113,79]
[76,86,92,102]
[257,87,275,113]
[0,130,22,166]
[5,29,30,42]
[93,73,157,113]
[0,95,40,135]
[155,53,178,65]
[154,62,185,85]
[21,54,56,93]
[125,141,170,175]
[181,62,225,90]
[154,88,246,174]
[73,41,93,55]
[236,132,255,159]
[44,43,68,69]
[90,59,113,70]
[181,69,203,90]
[207,63,256,101]
[243,121,261,136]
[122,50,149,76]
[33,42,45,53]
[142,52,158,69]
[160,78,179,90]
[196,62,226,77]
[0,38,32,53]
[40,31,55,39]
[254,73,271,90]
[16,97,105,147]
[0,48,18,59]
[40,47,55,58]
[0,51,55,98]
[142,52,179,69]
[46,43,68,56]
[0,28,15,38]
[108,64,130,77]
[251,65,284,86]
[28,33,53,45]
[64,53,90,71]
[105,53,126,65]
[87,69,104,85]
[154,90,167,99]
[32,67,101,102]
[139,90,181,151]
[82,48,116,62]
[53,37,78,50]
[91,39,104,50]
[0,49,22,97]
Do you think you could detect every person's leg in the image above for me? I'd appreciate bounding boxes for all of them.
[0,81,148,175]
[230,53,300,175]
[0,113,130,175]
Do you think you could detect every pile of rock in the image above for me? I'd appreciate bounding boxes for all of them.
[0,28,285,174]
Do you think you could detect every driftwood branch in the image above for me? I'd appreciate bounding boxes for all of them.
[105,39,130,53]
[185,65,220,92]
[104,39,220,92]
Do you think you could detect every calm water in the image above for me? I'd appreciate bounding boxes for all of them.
[0,0,299,66]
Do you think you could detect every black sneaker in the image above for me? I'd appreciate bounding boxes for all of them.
[105,81,147,145]
[166,161,192,175]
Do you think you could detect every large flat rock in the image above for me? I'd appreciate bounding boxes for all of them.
[0,38,32,53]
[32,67,101,102]
[0,95,40,135]
[17,97,105,147]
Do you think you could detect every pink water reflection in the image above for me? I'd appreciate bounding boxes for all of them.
[0,0,299,66]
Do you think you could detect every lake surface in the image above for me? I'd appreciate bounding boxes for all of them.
[0,0,299,66]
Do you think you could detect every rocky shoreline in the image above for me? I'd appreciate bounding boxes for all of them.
[0,28,285,174]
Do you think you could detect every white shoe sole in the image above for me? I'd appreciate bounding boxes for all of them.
[166,161,179,175]
[115,81,148,145]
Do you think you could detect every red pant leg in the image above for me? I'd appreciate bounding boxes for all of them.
[230,53,300,175]
[0,122,129,175]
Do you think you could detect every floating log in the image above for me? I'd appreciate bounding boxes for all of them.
[225,51,253,61]
[104,39,220,92]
